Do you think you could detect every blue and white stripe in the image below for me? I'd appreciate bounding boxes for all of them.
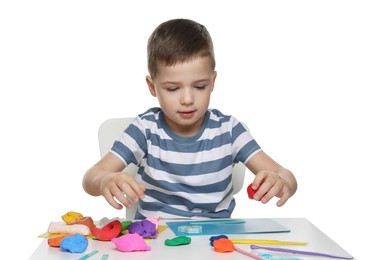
[111,107,261,219]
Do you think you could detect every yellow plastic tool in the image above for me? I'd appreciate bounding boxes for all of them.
[231,239,308,245]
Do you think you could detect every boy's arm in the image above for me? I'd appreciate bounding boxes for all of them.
[82,152,145,209]
[245,150,297,206]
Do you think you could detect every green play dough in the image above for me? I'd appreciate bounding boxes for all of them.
[121,221,132,231]
[164,236,191,246]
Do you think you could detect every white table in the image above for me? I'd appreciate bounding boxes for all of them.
[29,218,354,260]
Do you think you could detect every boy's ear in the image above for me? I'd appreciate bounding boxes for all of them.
[146,76,157,97]
[211,71,217,91]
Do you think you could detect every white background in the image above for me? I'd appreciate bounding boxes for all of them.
[1,1,377,259]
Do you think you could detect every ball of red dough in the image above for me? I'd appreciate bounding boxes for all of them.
[247,183,260,200]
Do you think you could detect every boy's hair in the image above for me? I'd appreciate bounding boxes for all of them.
[147,19,216,77]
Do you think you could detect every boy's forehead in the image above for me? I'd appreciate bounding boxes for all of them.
[155,56,214,79]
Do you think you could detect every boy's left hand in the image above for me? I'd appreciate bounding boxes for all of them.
[250,170,293,207]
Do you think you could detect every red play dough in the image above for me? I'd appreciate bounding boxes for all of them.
[247,183,260,200]
[91,220,122,241]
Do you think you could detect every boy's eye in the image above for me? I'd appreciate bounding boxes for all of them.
[194,85,206,89]
[167,87,178,92]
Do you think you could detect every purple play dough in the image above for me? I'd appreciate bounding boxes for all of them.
[128,220,158,238]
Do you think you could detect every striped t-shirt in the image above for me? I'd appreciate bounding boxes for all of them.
[111,107,261,219]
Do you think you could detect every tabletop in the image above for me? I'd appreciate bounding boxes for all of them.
[29,218,354,260]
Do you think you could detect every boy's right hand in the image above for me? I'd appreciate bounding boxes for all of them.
[99,172,145,210]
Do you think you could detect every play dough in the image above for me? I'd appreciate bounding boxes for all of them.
[128,220,158,238]
[68,216,96,230]
[121,220,132,231]
[213,238,234,252]
[165,236,191,246]
[48,235,68,247]
[146,216,160,229]
[60,234,88,253]
[61,211,83,224]
[111,233,151,252]
[209,235,228,246]
[91,220,122,241]
[247,183,261,200]
[48,222,91,236]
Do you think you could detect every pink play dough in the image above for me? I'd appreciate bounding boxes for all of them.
[146,216,160,229]
[111,233,151,252]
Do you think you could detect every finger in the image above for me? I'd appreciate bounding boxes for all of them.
[120,180,145,202]
[254,178,273,201]
[129,181,146,200]
[258,179,284,203]
[113,190,132,208]
[260,185,279,204]
[103,189,123,210]
[276,189,290,207]
[252,171,268,190]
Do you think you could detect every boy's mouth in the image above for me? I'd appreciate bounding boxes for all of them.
[179,110,196,118]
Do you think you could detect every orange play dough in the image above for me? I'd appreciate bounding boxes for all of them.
[48,235,68,247]
[69,216,96,230]
[213,238,235,252]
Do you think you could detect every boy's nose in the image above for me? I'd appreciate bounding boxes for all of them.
[180,89,194,105]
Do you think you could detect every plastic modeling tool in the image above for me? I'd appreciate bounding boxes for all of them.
[250,244,354,259]
[189,219,246,225]
[234,246,266,260]
[178,225,202,234]
[231,239,307,245]
[78,250,99,260]
[101,254,109,260]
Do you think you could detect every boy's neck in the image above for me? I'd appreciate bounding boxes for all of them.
[161,110,209,138]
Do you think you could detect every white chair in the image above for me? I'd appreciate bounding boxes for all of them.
[98,118,248,219]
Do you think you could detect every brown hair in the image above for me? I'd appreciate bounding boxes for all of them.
[147,19,216,77]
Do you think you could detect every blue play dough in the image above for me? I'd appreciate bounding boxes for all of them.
[209,235,228,246]
[60,234,88,253]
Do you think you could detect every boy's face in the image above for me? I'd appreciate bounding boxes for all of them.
[146,56,216,136]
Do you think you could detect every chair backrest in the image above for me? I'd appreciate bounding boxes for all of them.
[98,117,247,219]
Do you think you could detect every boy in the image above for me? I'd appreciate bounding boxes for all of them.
[83,18,297,219]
